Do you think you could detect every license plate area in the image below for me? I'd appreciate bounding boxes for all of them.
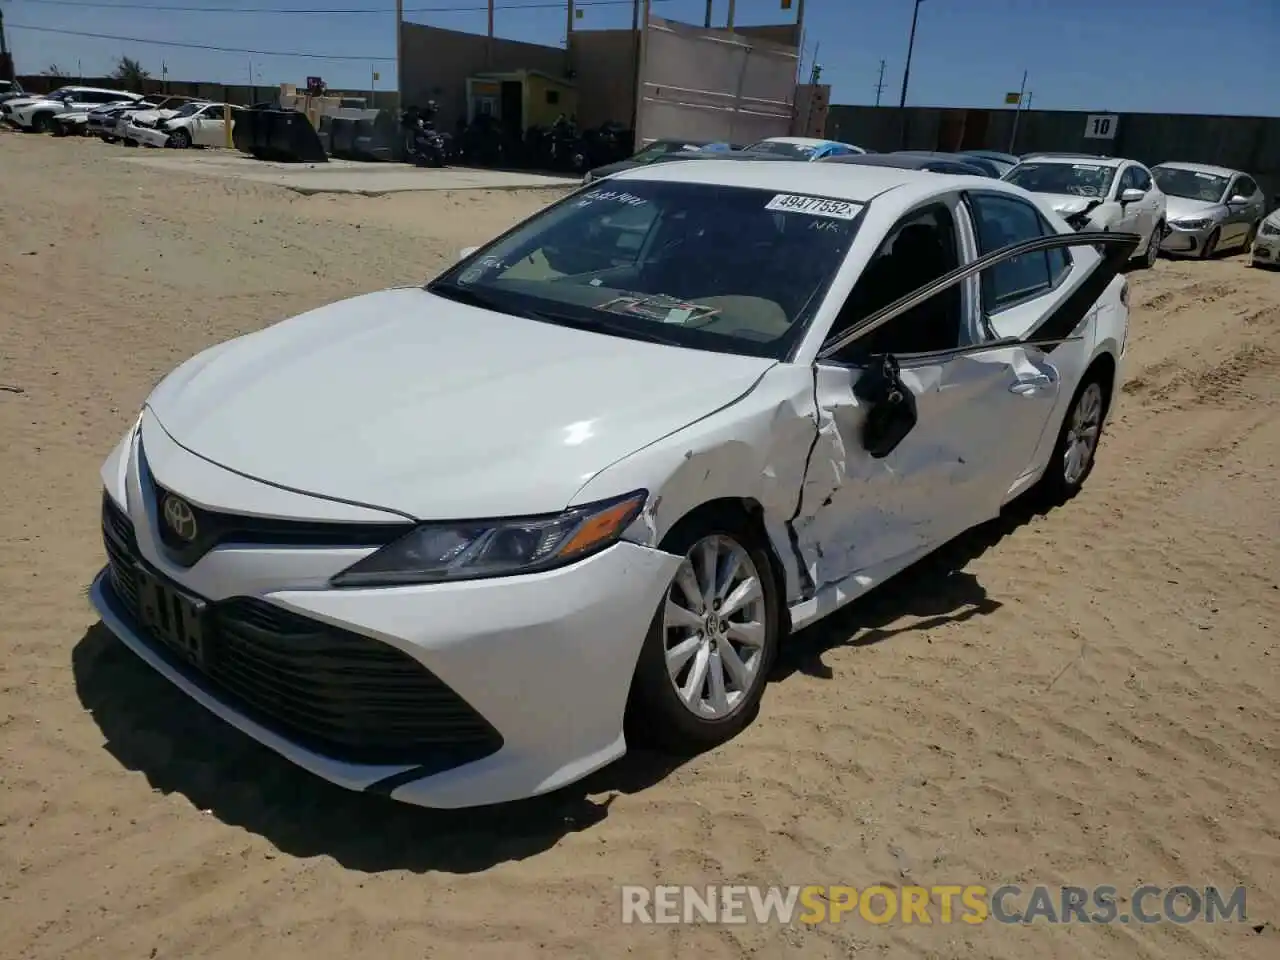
[134,566,210,667]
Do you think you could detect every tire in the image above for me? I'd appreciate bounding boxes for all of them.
[102,136,119,144]
[122,138,138,148]
[626,511,781,755]
[168,128,191,148]
[1139,222,1162,269]
[1033,371,1109,507]
[49,120,67,138]
[1198,227,1220,259]
[29,113,53,134]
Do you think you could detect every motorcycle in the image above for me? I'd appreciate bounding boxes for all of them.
[400,105,446,168]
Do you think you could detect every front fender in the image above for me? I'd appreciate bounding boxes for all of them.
[571,364,819,603]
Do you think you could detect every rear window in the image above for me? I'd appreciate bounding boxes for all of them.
[430,180,865,359]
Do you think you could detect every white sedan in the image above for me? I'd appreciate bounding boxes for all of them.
[91,161,1136,809]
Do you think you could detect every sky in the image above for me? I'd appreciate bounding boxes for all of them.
[2,0,1278,116]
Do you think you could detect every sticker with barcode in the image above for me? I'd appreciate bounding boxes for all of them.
[764,194,862,219]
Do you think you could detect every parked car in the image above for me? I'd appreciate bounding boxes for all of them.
[1152,163,1267,259]
[740,136,866,160]
[1,86,142,132]
[957,150,1021,176]
[115,96,207,145]
[90,159,1137,810]
[86,99,164,142]
[0,79,25,104]
[584,138,737,183]
[48,110,92,137]
[821,152,993,176]
[1003,155,1166,267]
[1251,207,1280,268]
[126,101,233,148]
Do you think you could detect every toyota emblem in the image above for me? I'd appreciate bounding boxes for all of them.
[162,494,199,542]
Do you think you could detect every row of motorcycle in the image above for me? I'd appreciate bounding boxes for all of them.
[400,104,634,172]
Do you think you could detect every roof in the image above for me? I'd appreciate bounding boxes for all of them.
[610,157,994,205]
[1151,161,1243,178]
[1019,154,1126,168]
[58,86,140,97]
[755,136,841,147]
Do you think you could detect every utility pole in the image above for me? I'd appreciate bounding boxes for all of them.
[727,0,736,30]
[897,0,925,147]
[1007,69,1029,153]
[874,58,886,106]
[704,0,712,28]
[396,0,404,106]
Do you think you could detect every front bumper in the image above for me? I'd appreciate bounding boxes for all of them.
[90,415,681,808]
[1160,221,1216,255]
[127,123,172,148]
[1253,236,1279,265]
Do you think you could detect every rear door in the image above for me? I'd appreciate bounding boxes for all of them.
[801,198,1137,585]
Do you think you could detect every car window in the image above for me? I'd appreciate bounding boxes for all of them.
[1132,167,1153,191]
[430,180,864,360]
[827,203,963,358]
[1233,177,1257,198]
[969,193,1068,311]
[745,141,818,161]
[1006,161,1118,199]
[1152,167,1230,202]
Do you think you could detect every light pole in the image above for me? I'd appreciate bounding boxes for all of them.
[897,0,925,147]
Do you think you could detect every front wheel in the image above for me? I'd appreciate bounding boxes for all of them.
[167,128,191,148]
[1034,375,1107,507]
[29,113,52,134]
[1140,223,1162,268]
[626,518,781,755]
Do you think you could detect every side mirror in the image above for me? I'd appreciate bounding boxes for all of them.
[457,246,478,261]
[1120,188,1145,204]
[1227,195,1249,207]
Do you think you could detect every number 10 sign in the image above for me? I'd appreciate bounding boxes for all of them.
[1084,114,1118,140]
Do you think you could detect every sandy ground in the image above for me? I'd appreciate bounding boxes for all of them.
[1,134,1277,960]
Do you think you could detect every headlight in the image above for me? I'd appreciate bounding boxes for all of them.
[1172,218,1212,230]
[1261,222,1280,237]
[330,489,648,587]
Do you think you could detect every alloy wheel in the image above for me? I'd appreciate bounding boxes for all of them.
[662,534,767,720]
[1064,382,1103,486]
[1146,226,1160,266]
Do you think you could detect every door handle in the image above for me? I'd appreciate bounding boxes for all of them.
[1010,372,1053,395]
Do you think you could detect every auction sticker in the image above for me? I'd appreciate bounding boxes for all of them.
[765,194,862,219]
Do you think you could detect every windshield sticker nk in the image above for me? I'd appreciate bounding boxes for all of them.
[577,189,648,208]
[764,194,861,219]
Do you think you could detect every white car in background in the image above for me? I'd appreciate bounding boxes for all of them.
[1252,207,1280,268]
[115,96,206,144]
[90,161,1137,809]
[2,86,142,133]
[126,101,231,148]
[1003,154,1167,267]
[1152,163,1268,259]
[741,136,868,160]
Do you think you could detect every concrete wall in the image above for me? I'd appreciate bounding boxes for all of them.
[400,22,566,132]
[826,104,1280,207]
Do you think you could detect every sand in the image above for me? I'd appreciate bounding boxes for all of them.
[1,133,1277,960]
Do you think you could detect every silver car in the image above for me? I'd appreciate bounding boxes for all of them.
[1154,162,1267,258]
[1252,207,1280,268]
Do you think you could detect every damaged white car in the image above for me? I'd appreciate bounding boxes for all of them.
[91,161,1135,809]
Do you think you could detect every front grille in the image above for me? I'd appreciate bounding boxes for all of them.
[100,494,504,768]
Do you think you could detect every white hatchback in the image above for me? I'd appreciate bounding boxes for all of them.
[91,161,1136,809]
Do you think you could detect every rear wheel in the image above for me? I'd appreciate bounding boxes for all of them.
[1034,373,1108,506]
[626,515,781,754]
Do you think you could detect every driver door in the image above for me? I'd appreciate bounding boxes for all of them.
[1112,166,1145,237]
[800,192,1136,585]
[193,106,224,146]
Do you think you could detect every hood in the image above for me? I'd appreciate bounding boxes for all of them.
[2,96,48,111]
[1262,208,1280,229]
[1164,195,1223,223]
[1038,193,1105,216]
[145,287,775,520]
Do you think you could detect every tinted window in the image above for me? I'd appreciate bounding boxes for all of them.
[430,181,864,360]
[1132,166,1152,191]
[1234,177,1257,198]
[829,204,962,357]
[969,193,1063,310]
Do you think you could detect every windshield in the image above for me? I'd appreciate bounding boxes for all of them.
[1005,161,1118,198]
[170,103,204,118]
[1152,167,1229,203]
[429,180,864,359]
[744,140,818,160]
